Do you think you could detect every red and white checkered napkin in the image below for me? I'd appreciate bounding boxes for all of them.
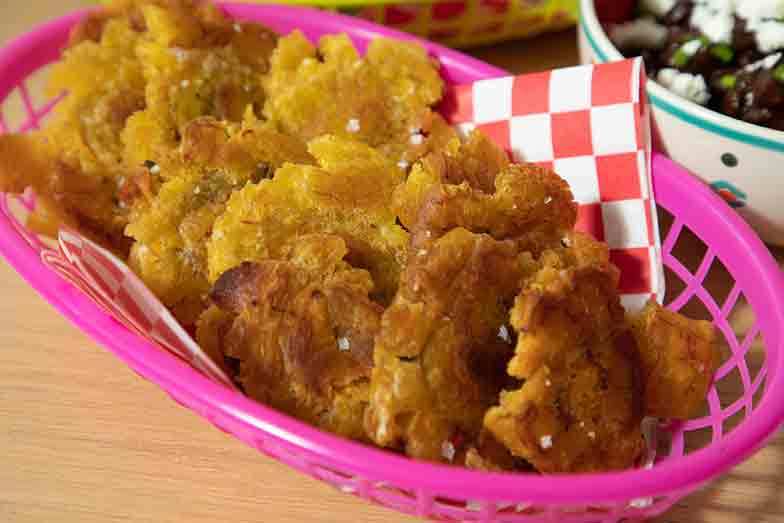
[441,57,664,311]
[40,229,235,388]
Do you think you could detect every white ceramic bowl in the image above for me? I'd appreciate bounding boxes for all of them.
[579,0,784,246]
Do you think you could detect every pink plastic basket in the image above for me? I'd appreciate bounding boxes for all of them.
[2,4,784,522]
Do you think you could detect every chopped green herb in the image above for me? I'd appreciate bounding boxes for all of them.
[710,44,734,63]
[672,38,707,68]
[774,64,784,84]
[719,74,737,89]
[672,49,690,68]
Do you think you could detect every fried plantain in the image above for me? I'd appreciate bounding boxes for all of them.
[484,240,646,473]
[208,135,408,303]
[393,130,510,230]
[364,227,526,461]
[631,301,719,419]
[410,163,577,255]
[0,0,278,251]
[202,234,381,439]
[125,115,311,325]
[263,31,454,168]
[122,0,277,170]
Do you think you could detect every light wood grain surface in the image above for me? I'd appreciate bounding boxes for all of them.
[2,2,783,522]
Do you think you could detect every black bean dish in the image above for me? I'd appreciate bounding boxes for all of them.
[610,0,784,131]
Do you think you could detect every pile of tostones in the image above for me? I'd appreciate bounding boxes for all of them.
[0,0,718,473]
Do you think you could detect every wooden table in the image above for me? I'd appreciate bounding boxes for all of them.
[1,3,782,522]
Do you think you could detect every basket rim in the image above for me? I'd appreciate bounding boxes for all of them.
[1,2,784,506]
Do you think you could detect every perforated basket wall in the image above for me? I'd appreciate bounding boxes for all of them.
[1,5,784,523]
